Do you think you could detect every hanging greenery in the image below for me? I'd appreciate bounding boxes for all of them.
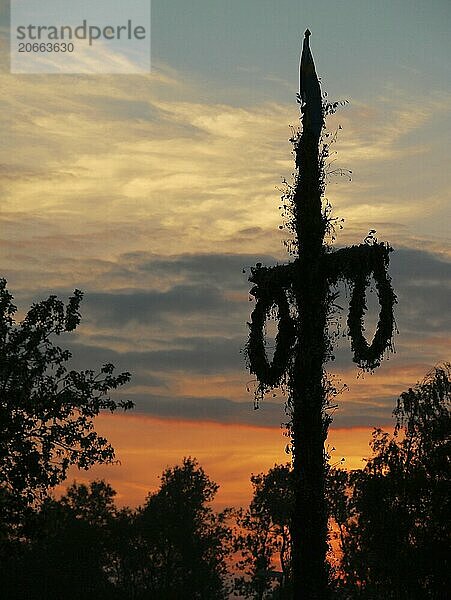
[246,239,397,394]
[246,263,296,389]
[325,241,397,370]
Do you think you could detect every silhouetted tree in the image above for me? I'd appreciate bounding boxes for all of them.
[136,457,232,599]
[0,278,132,508]
[244,31,396,599]
[234,505,277,599]
[336,364,451,599]
[324,466,353,593]
[234,465,293,599]
[94,457,233,600]
[321,364,451,598]
[0,459,234,599]
[107,505,149,600]
[0,480,119,599]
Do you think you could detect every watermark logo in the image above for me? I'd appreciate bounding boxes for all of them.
[10,0,151,74]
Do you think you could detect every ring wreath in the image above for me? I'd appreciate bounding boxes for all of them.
[347,255,396,369]
[247,282,296,387]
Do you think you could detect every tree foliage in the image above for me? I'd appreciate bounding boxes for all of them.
[0,459,233,599]
[329,364,451,598]
[0,279,132,505]
[234,464,293,599]
[0,480,119,599]
[137,457,232,599]
[235,365,450,599]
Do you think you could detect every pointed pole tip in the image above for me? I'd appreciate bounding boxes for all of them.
[304,29,311,38]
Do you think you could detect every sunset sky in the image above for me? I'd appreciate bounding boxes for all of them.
[1,0,450,509]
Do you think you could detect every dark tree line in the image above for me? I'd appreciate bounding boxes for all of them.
[0,458,232,600]
[3,358,448,600]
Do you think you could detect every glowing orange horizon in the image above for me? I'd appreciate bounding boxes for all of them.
[60,413,388,510]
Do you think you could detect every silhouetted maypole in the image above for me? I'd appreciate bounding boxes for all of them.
[245,31,396,598]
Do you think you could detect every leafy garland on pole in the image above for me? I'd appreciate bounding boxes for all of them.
[246,238,397,396]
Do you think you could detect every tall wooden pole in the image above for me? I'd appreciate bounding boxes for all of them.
[246,30,396,600]
[291,30,329,598]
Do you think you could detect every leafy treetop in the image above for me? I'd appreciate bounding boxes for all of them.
[0,279,132,504]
